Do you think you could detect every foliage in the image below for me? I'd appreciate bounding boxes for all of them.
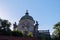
[52,22,60,40]
[0,19,11,31]
[27,32,33,37]
[12,31,24,37]
[53,22,60,29]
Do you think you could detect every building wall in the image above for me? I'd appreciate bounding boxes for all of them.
[0,35,39,40]
[18,19,35,32]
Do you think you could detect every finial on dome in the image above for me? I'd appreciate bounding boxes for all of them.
[25,10,29,15]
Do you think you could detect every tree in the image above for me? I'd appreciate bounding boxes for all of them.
[52,22,60,40]
[1,20,11,31]
[0,18,2,30]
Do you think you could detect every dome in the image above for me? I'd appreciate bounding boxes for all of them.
[20,10,35,22]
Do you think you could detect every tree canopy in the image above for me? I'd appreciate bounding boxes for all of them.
[52,22,60,40]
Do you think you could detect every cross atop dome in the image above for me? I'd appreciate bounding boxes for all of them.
[20,10,35,23]
[25,10,29,15]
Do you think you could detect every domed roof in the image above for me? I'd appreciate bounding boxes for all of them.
[20,10,35,22]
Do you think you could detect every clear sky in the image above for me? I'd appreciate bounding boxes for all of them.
[0,0,60,35]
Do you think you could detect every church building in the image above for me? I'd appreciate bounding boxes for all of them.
[13,10,51,40]
[17,10,38,36]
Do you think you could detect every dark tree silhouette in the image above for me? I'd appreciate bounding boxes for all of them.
[0,19,2,30]
[52,22,60,40]
[1,20,11,31]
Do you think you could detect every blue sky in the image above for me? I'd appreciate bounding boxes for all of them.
[0,0,60,35]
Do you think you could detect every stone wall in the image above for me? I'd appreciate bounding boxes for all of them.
[0,35,39,40]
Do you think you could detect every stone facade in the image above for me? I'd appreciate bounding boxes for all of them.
[13,10,51,40]
[17,10,38,35]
